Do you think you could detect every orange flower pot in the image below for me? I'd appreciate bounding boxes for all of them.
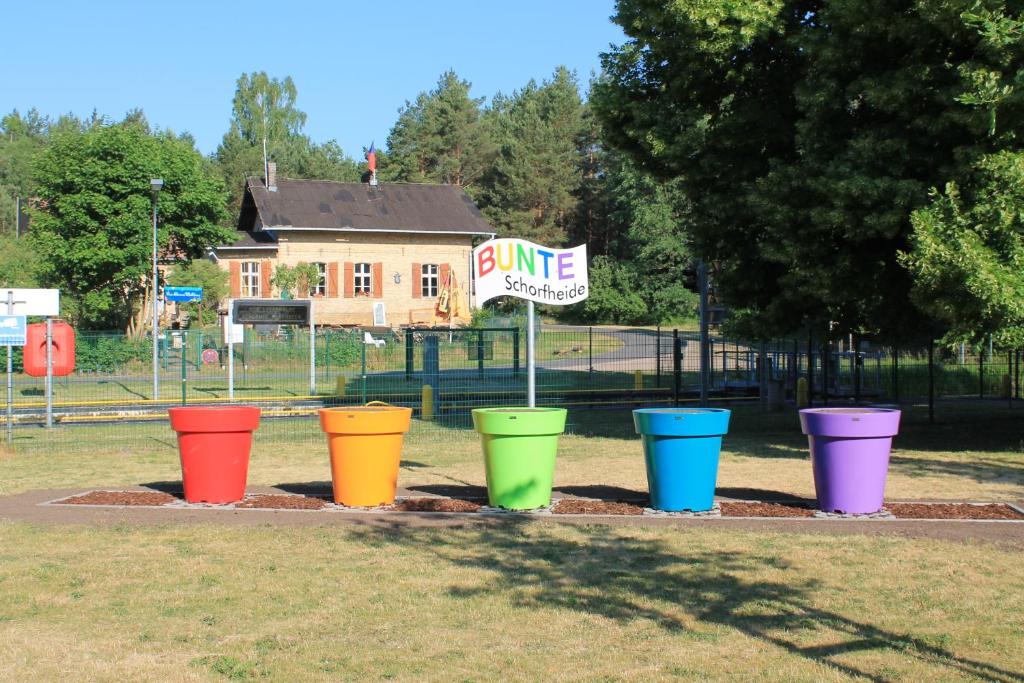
[318,405,413,506]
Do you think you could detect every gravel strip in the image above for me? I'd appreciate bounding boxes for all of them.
[643,503,722,518]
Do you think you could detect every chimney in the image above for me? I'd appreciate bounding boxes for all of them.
[267,162,277,192]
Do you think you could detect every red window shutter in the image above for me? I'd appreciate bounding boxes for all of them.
[372,262,383,298]
[343,261,354,298]
[327,262,339,298]
[229,261,241,298]
[260,260,272,297]
[411,263,421,299]
[440,263,451,288]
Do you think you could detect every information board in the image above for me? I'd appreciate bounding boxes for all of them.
[231,299,311,325]
[0,316,26,346]
[165,286,203,302]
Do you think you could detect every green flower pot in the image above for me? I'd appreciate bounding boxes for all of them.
[472,407,567,510]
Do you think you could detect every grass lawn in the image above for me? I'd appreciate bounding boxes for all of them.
[0,402,1022,680]
[0,522,1021,681]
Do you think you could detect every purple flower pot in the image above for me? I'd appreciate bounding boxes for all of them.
[799,408,901,514]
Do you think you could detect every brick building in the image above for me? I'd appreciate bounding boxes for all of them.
[214,168,495,327]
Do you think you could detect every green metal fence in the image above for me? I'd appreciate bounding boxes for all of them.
[5,325,1023,450]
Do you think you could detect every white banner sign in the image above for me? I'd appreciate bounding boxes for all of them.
[473,239,588,306]
[0,289,60,316]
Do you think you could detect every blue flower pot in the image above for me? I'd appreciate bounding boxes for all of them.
[632,408,731,512]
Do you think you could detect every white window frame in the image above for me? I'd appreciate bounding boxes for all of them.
[354,262,372,296]
[421,264,439,298]
[241,261,260,297]
[312,262,327,296]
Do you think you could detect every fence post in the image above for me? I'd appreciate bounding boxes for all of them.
[1008,350,1013,408]
[928,339,935,424]
[892,345,899,404]
[588,326,593,374]
[1011,350,1019,403]
[979,348,985,399]
[656,325,661,388]
[404,329,414,380]
[512,328,520,377]
[477,329,485,377]
[181,332,187,406]
[361,338,367,404]
[853,333,861,405]
[822,334,830,406]
[672,329,681,407]
[423,335,440,418]
[807,329,814,407]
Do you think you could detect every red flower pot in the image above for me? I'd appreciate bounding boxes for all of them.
[168,406,261,503]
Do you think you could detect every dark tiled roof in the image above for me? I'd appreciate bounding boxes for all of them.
[220,230,279,249]
[240,177,495,235]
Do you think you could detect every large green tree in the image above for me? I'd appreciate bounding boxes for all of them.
[215,72,360,211]
[385,71,496,188]
[31,117,232,333]
[478,67,588,246]
[593,0,1024,342]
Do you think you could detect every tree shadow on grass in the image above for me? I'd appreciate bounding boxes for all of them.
[348,520,1023,682]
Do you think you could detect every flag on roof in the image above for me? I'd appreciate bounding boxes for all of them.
[367,142,376,173]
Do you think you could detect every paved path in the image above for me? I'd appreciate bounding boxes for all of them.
[2,487,1022,548]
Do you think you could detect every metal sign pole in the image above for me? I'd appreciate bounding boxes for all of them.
[45,318,53,428]
[6,291,13,444]
[228,325,235,401]
[527,300,536,408]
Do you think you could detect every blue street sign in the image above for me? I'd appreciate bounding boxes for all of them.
[0,315,26,346]
[165,286,203,303]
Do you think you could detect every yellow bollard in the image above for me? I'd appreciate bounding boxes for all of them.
[421,384,434,421]
[796,377,809,407]
[336,375,346,397]
[634,370,643,391]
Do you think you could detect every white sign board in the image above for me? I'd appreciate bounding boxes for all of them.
[0,289,59,316]
[472,239,588,306]
[222,300,244,345]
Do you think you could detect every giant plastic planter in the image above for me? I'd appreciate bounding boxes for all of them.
[633,408,731,512]
[799,407,901,514]
[472,407,567,510]
[168,406,261,504]
[319,405,412,506]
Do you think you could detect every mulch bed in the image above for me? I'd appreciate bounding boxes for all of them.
[553,499,644,515]
[887,503,1024,520]
[50,490,1024,521]
[720,501,816,518]
[59,490,178,506]
[392,498,481,513]
[234,494,327,510]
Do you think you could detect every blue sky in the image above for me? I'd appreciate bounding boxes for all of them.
[2,0,624,158]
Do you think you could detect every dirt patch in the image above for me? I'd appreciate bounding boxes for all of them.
[235,494,327,510]
[393,498,481,513]
[59,490,178,507]
[553,499,644,515]
[720,501,816,518]
[888,503,1024,520]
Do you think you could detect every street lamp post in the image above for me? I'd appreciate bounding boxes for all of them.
[151,178,163,402]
